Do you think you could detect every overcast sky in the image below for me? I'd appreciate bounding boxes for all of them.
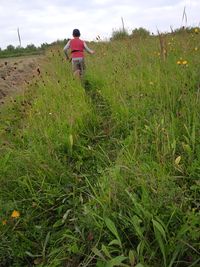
[0,0,199,49]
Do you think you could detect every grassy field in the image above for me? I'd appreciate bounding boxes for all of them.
[0,30,200,267]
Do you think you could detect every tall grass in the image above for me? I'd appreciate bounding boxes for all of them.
[0,31,200,267]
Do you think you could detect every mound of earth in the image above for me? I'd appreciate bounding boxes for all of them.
[0,55,42,102]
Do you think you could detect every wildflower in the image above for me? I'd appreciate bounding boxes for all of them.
[149,81,154,85]
[194,28,199,34]
[157,52,160,56]
[194,47,198,51]
[177,59,188,66]
[11,210,20,218]
[2,220,7,225]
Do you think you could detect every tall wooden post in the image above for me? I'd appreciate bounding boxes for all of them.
[121,17,125,32]
[17,28,21,47]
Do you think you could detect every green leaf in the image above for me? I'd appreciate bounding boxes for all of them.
[152,219,166,241]
[135,264,145,267]
[168,244,182,267]
[42,232,51,257]
[0,152,11,172]
[191,122,196,146]
[126,191,151,219]
[152,219,166,266]
[128,250,135,266]
[105,218,122,248]
[53,219,64,228]
[108,239,121,247]
[25,251,41,258]
[106,256,127,267]
[97,261,107,267]
[182,142,192,154]
[131,215,144,238]
[102,245,111,259]
[92,247,106,261]
[69,243,79,254]
[62,209,71,222]
[137,240,145,256]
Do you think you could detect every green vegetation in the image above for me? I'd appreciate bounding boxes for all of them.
[0,40,68,58]
[111,26,200,40]
[0,29,200,267]
[0,44,43,58]
[111,29,129,40]
[131,28,150,38]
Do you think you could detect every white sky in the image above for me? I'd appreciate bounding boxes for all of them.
[0,0,199,49]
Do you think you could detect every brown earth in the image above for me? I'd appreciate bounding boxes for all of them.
[0,55,43,102]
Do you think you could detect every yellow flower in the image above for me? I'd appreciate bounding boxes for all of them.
[194,47,198,51]
[194,28,199,33]
[2,220,7,225]
[182,60,188,65]
[149,81,154,85]
[11,210,20,218]
[176,60,181,65]
[157,52,160,56]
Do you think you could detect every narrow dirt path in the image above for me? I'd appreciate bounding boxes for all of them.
[0,55,43,102]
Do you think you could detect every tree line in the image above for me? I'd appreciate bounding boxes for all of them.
[0,39,68,58]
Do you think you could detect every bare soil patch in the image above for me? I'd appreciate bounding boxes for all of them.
[0,55,42,102]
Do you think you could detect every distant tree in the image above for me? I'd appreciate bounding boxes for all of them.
[6,45,15,51]
[40,43,49,49]
[26,44,37,51]
[131,27,150,38]
[111,29,129,41]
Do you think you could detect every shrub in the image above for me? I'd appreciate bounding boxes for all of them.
[111,29,129,40]
[131,27,150,38]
